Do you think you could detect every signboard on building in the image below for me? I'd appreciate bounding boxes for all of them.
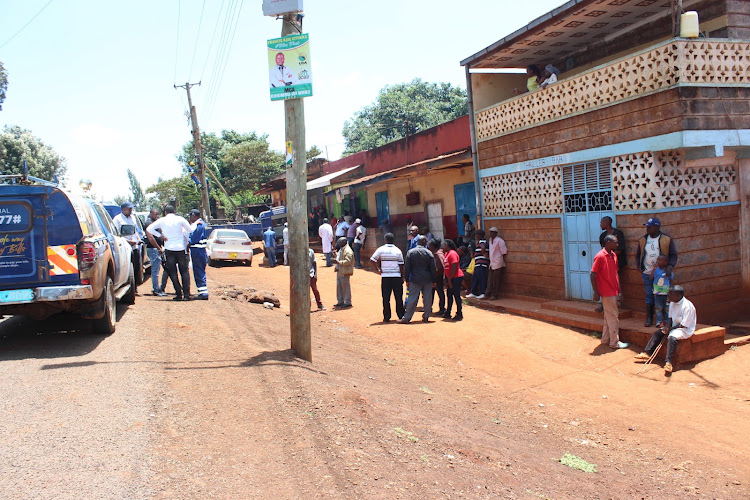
[268,33,312,101]
[262,0,303,17]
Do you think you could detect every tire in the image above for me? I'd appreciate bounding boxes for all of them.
[122,266,136,305]
[93,276,116,334]
[209,258,218,267]
[133,253,144,285]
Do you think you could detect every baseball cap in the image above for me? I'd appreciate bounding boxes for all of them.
[284,222,288,226]
[644,217,661,226]
[120,201,134,209]
[355,218,361,224]
[188,209,201,217]
[489,227,498,232]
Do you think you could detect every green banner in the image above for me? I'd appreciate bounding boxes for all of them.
[268,33,312,101]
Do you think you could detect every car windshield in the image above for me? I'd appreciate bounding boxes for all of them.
[214,230,248,239]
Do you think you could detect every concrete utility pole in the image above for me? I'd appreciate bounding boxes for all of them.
[281,14,312,362]
[175,81,211,222]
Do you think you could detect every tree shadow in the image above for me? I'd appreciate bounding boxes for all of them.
[0,304,132,361]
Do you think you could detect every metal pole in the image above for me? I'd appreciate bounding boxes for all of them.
[465,65,483,229]
[282,15,312,362]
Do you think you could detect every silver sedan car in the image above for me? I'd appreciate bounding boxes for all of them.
[207,229,254,266]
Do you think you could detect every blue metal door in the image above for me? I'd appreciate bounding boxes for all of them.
[454,182,477,236]
[562,161,614,300]
[375,191,389,226]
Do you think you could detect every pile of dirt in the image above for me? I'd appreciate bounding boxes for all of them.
[214,285,281,308]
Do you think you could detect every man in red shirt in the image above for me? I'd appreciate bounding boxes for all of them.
[590,234,628,349]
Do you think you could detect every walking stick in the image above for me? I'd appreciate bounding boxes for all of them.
[637,335,666,374]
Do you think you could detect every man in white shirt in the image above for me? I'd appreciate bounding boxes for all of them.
[147,205,193,301]
[269,52,296,87]
[353,219,366,268]
[282,222,290,266]
[370,232,405,322]
[634,285,696,373]
[112,202,142,249]
[318,218,334,267]
[483,227,508,300]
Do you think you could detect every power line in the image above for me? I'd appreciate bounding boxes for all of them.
[203,0,242,125]
[200,0,236,115]
[204,0,244,127]
[173,0,181,84]
[0,0,56,50]
[200,0,227,81]
[188,0,207,80]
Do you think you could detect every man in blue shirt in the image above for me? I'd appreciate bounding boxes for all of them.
[188,209,209,300]
[263,226,277,268]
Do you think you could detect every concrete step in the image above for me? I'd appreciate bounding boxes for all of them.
[541,299,633,319]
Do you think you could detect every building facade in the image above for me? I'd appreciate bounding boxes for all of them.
[463,0,750,323]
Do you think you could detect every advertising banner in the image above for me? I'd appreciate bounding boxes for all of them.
[268,33,312,101]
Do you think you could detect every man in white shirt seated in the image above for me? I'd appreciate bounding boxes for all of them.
[147,205,193,301]
[634,285,696,373]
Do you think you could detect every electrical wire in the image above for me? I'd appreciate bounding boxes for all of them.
[0,0,56,49]
[173,0,181,84]
[200,0,227,82]
[188,0,207,81]
[205,0,244,125]
[201,0,237,116]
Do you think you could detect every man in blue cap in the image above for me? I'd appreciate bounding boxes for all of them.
[635,217,678,327]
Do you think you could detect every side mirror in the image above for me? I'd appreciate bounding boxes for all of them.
[120,224,136,236]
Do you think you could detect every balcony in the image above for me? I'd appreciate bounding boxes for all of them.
[474,39,750,142]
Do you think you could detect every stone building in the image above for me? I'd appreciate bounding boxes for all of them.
[462,0,750,323]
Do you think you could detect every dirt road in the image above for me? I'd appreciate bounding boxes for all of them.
[1,252,749,499]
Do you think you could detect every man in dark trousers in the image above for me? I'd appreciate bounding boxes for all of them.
[188,209,209,300]
[635,217,678,327]
[146,205,192,301]
[370,232,405,322]
[399,235,437,323]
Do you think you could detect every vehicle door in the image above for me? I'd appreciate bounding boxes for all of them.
[91,203,130,287]
[0,186,50,291]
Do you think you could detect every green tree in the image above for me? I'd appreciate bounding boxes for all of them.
[0,125,67,181]
[307,145,323,159]
[0,61,7,111]
[342,78,468,154]
[145,176,202,213]
[127,169,146,210]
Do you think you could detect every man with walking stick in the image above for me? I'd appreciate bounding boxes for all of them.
[634,285,696,373]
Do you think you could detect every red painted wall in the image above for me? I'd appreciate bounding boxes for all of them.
[323,115,471,176]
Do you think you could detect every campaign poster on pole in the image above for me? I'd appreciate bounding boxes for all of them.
[268,33,312,101]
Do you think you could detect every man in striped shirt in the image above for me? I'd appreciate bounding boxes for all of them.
[370,232,405,322]
[467,229,489,299]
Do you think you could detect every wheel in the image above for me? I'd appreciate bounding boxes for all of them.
[93,276,116,334]
[122,266,136,305]
[133,253,144,285]
[246,258,252,267]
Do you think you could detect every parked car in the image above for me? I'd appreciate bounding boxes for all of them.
[207,229,254,266]
[0,180,135,334]
[103,203,150,285]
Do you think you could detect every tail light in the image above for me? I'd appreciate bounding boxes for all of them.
[78,242,97,271]
[241,241,253,246]
[214,240,225,245]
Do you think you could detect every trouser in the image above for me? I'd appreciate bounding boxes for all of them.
[641,272,655,305]
[402,281,433,322]
[600,295,620,347]
[310,276,323,307]
[190,247,208,297]
[336,274,352,305]
[324,252,333,266]
[432,275,445,312]
[353,243,362,267]
[165,249,191,299]
[266,247,277,267]
[347,237,354,247]
[471,266,488,295]
[446,276,463,315]
[654,294,669,325]
[381,276,405,321]
[147,247,161,292]
[283,245,289,266]
[645,328,691,364]
[484,267,505,298]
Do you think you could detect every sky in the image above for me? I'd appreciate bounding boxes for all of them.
[0,0,564,200]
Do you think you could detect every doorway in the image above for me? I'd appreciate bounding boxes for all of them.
[426,202,444,240]
[454,182,477,237]
[562,160,614,300]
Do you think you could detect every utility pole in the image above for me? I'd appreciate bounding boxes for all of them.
[175,81,211,222]
[281,14,311,362]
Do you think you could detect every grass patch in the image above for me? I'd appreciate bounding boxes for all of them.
[394,427,419,442]
[560,452,597,473]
